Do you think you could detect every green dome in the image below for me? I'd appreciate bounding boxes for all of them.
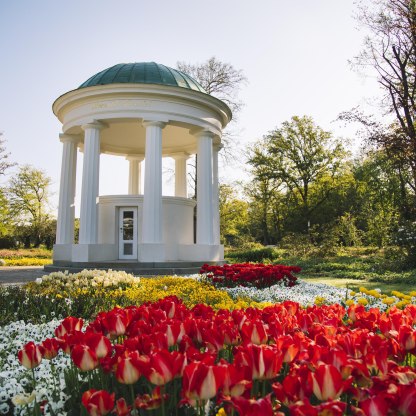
[78,62,207,93]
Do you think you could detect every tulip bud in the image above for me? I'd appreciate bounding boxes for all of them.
[18,342,42,369]
[71,344,98,371]
[82,389,115,416]
[116,351,143,384]
[39,338,60,360]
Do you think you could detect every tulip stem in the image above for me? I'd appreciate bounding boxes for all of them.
[31,368,37,390]
[130,385,137,414]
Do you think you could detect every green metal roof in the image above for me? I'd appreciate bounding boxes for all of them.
[78,62,207,93]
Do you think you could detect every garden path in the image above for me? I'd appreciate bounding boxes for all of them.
[0,266,45,284]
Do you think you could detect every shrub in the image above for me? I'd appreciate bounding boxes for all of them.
[0,248,52,259]
[279,233,315,257]
[226,247,277,262]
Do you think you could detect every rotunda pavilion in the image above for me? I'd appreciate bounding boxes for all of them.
[50,62,231,273]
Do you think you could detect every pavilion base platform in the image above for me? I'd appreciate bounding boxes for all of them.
[44,260,226,276]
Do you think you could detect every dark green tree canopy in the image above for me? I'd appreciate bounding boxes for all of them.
[248,116,348,232]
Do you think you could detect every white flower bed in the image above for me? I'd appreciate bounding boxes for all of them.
[36,269,140,290]
[223,279,392,310]
[0,320,70,415]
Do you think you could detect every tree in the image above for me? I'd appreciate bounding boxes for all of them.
[177,57,247,200]
[8,165,52,247]
[0,132,14,177]
[245,140,286,244]
[219,184,250,246]
[354,0,416,192]
[177,57,247,116]
[248,116,348,233]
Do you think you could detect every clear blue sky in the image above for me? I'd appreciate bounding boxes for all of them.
[0,0,380,213]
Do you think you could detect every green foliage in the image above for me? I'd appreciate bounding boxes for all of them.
[226,246,277,262]
[248,116,349,234]
[7,165,54,247]
[219,184,251,246]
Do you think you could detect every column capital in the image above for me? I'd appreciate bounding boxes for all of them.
[81,121,105,131]
[213,142,224,152]
[142,120,166,129]
[171,152,190,161]
[192,129,215,139]
[126,155,144,162]
[59,133,80,144]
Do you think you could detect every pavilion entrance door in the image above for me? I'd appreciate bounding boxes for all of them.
[118,207,138,260]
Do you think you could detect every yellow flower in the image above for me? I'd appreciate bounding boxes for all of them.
[409,291,416,297]
[216,409,227,416]
[357,297,368,306]
[382,297,396,305]
[349,291,356,297]
[346,299,355,306]
[392,290,405,299]
[368,290,381,298]
[56,294,63,299]
[359,287,368,294]
[315,296,326,306]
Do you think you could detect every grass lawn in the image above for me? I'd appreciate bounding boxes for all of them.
[301,276,413,295]
[226,246,416,295]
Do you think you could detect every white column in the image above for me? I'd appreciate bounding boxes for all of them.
[79,122,103,244]
[142,121,165,243]
[196,130,214,245]
[56,134,78,244]
[127,156,143,194]
[172,153,189,198]
[212,143,223,245]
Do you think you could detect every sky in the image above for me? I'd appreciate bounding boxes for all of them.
[0,0,382,214]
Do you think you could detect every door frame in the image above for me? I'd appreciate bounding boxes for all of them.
[118,207,138,260]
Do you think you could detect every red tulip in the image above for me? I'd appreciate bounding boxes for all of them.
[71,344,98,371]
[55,331,85,354]
[82,389,115,416]
[140,350,186,386]
[182,359,226,400]
[135,386,167,410]
[201,326,225,352]
[165,321,185,346]
[219,361,251,397]
[398,326,416,354]
[106,309,129,337]
[398,384,416,416]
[230,394,274,416]
[85,333,112,358]
[310,364,347,401]
[359,396,389,416]
[116,351,144,384]
[18,342,42,369]
[234,344,283,380]
[241,320,268,344]
[273,364,313,403]
[115,398,131,416]
[39,338,60,360]
[54,316,83,337]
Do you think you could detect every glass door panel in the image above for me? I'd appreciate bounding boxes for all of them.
[119,207,137,260]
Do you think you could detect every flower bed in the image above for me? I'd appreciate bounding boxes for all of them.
[200,263,300,288]
[11,296,416,415]
[0,271,267,326]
